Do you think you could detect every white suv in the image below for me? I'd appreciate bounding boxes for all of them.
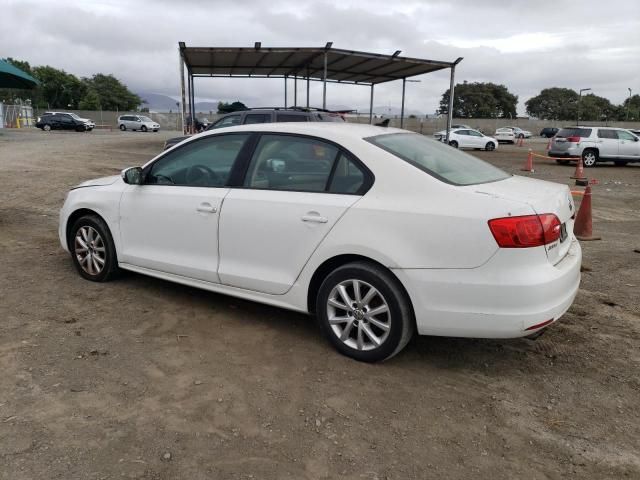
[549,127,640,167]
[118,115,160,132]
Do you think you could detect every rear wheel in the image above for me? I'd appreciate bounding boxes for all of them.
[316,262,414,362]
[449,140,459,148]
[119,124,126,131]
[69,215,120,282]
[582,149,598,167]
[485,141,495,151]
[141,125,148,132]
[43,124,51,131]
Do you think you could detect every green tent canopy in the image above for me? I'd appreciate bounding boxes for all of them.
[0,59,39,89]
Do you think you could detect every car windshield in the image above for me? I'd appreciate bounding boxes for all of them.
[140,116,153,122]
[366,133,510,186]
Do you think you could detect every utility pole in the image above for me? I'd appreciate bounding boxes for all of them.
[577,88,591,126]
[626,88,632,122]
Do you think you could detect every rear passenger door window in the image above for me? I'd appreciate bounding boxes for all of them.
[244,135,337,192]
[214,115,241,128]
[276,114,308,122]
[244,113,271,124]
[329,154,366,194]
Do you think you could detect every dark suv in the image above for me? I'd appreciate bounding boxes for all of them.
[540,127,559,138]
[36,113,88,132]
[163,108,346,150]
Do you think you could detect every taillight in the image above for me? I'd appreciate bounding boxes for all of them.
[488,214,561,248]
[566,136,581,142]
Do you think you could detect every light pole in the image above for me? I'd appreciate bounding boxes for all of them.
[626,88,632,122]
[577,88,591,125]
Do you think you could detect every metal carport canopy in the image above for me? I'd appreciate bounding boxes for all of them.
[178,43,462,136]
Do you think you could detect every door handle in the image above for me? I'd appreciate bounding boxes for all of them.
[196,203,217,213]
[301,213,328,223]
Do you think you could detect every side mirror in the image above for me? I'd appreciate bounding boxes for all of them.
[122,167,143,185]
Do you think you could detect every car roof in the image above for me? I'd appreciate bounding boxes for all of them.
[196,121,404,140]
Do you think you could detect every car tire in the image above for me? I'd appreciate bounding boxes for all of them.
[141,125,148,132]
[582,149,598,168]
[556,159,570,165]
[43,124,51,131]
[316,262,415,362]
[449,140,459,148]
[76,126,85,132]
[69,215,120,282]
[119,124,126,131]
[485,142,495,151]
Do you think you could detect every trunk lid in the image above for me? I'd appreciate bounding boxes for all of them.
[469,176,575,264]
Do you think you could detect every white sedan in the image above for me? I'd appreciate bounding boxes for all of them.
[59,123,581,362]
[434,128,498,151]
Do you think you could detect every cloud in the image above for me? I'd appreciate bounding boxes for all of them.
[1,0,638,114]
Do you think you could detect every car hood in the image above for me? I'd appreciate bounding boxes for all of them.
[72,175,120,189]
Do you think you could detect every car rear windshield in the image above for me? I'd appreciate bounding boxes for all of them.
[557,128,592,138]
[366,133,510,186]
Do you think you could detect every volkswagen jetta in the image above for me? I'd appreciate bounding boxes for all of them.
[59,123,581,362]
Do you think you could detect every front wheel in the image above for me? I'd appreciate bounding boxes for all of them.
[69,215,120,282]
[449,140,458,148]
[316,262,414,362]
[141,125,148,132]
[485,141,495,151]
[582,149,598,168]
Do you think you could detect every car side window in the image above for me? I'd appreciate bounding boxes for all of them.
[598,129,617,139]
[469,130,483,137]
[616,130,636,141]
[244,114,270,124]
[147,134,249,187]
[329,154,366,194]
[244,135,338,192]
[457,130,468,136]
[213,115,241,128]
[276,114,308,122]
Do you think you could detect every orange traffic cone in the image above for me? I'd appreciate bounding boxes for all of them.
[571,156,587,183]
[573,185,601,241]
[521,149,534,172]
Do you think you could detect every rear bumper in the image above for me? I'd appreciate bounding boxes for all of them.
[549,151,580,159]
[394,239,582,338]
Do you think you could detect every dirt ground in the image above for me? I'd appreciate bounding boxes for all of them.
[1,128,639,480]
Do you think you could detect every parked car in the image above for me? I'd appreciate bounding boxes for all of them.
[451,124,472,129]
[494,127,517,143]
[163,108,346,150]
[41,111,94,130]
[36,113,89,132]
[540,127,559,138]
[506,126,532,139]
[59,123,581,362]
[433,128,498,151]
[548,127,640,167]
[118,115,160,132]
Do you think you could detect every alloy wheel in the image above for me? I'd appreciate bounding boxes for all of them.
[326,279,391,351]
[74,226,106,275]
[583,152,597,167]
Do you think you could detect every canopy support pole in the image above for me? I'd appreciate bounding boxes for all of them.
[294,76,297,107]
[369,84,374,124]
[400,78,406,129]
[179,50,186,134]
[322,51,328,109]
[189,73,196,134]
[306,68,310,107]
[445,58,463,143]
[284,76,287,108]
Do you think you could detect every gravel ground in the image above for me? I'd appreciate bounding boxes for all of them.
[1,129,639,479]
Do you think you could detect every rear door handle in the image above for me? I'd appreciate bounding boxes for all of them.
[301,213,328,223]
[196,202,217,213]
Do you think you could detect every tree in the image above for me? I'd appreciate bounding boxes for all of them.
[78,89,101,110]
[620,94,640,121]
[31,65,86,109]
[439,82,517,118]
[525,88,578,120]
[217,101,247,114]
[82,74,141,111]
[578,93,617,122]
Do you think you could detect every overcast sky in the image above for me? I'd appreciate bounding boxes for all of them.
[2,0,639,114]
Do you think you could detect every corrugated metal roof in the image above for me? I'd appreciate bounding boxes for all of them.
[180,45,456,85]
